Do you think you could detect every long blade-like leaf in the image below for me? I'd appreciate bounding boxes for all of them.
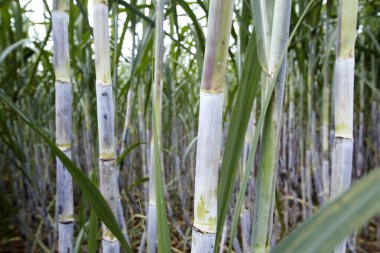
[152,103,172,253]
[175,0,205,54]
[221,1,317,252]
[0,90,133,253]
[251,0,274,72]
[215,31,261,253]
[0,38,29,64]
[271,167,380,253]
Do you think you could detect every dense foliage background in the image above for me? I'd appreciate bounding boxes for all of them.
[0,0,379,252]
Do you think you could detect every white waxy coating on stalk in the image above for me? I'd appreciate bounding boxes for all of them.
[53,1,73,251]
[147,143,157,253]
[334,59,354,139]
[93,0,127,249]
[331,58,355,196]
[192,227,216,253]
[331,138,353,196]
[191,0,233,251]
[58,222,74,252]
[57,150,74,222]
[102,239,120,253]
[148,143,156,204]
[147,204,157,253]
[331,54,355,253]
[99,159,119,241]
[55,82,72,149]
[57,150,74,252]
[93,3,111,85]
[193,91,224,234]
[52,12,70,83]
[96,84,115,159]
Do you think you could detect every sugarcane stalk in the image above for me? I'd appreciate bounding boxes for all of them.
[330,1,358,253]
[306,39,323,209]
[147,0,164,252]
[191,0,234,252]
[287,62,295,230]
[93,0,125,251]
[322,32,331,201]
[251,0,292,252]
[287,57,296,185]
[281,110,289,232]
[311,112,324,205]
[356,54,364,177]
[240,107,256,253]
[52,0,74,251]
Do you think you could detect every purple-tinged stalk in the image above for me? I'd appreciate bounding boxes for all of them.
[330,0,358,252]
[52,0,74,251]
[93,0,128,251]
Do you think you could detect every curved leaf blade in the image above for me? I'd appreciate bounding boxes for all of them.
[215,32,261,253]
[271,167,380,253]
[0,90,133,253]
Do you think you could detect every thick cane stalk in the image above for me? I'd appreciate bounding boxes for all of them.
[251,0,292,252]
[53,0,74,252]
[147,0,164,252]
[191,0,234,252]
[93,0,125,251]
[330,1,358,253]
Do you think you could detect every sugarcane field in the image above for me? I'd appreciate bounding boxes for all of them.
[1,0,380,252]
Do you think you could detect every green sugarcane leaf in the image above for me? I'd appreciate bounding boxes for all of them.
[75,0,92,32]
[0,90,133,253]
[127,177,149,191]
[119,20,154,100]
[74,226,85,253]
[365,29,380,55]
[0,38,29,64]
[152,103,172,253]
[117,141,146,165]
[225,1,317,251]
[216,31,261,253]
[251,0,274,72]
[88,171,99,253]
[88,209,99,253]
[271,167,380,253]
[118,0,155,26]
[175,0,205,54]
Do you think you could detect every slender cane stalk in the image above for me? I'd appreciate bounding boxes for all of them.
[147,0,164,252]
[322,15,331,201]
[251,0,292,252]
[356,54,364,177]
[191,0,234,252]
[93,0,125,251]
[240,108,256,253]
[52,0,74,251]
[331,0,358,253]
